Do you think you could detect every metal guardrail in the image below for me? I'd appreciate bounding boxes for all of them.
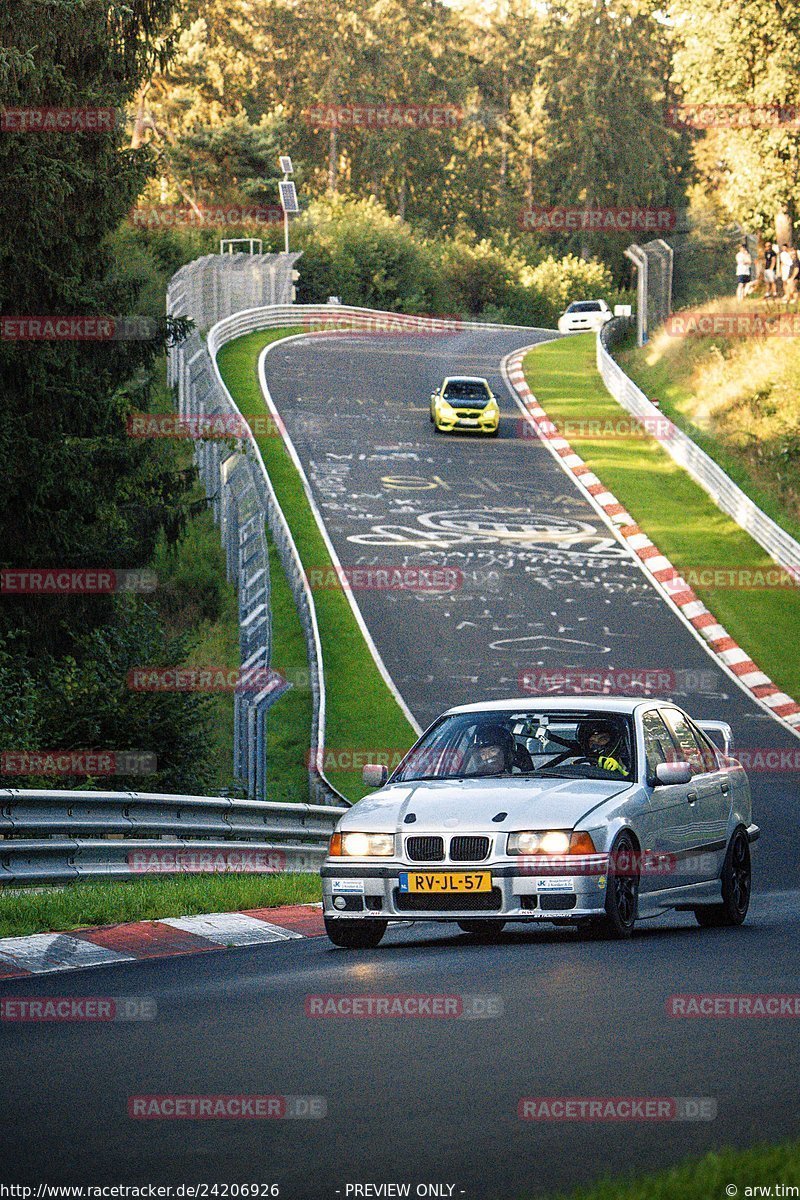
[0,790,346,884]
[598,318,800,579]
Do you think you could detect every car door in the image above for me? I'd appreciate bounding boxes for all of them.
[661,708,728,884]
[639,709,693,895]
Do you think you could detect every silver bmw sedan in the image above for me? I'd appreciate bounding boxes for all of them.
[321,697,758,948]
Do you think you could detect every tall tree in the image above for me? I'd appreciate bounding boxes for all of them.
[0,0,189,651]
[670,0,800,238]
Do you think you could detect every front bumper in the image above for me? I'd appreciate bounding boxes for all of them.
[435,412,498,434]
[321,861,610,922]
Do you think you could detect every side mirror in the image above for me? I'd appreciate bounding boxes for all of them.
[655,760,692,786]
[362,763,389,789]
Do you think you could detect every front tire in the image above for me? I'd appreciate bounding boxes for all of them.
[324,917,387,949]
[586,831,639,940]
[694,828,751,928]
[457,919,506,939]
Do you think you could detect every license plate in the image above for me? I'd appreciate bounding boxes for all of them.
[458,418,478,426]
[398,871,492,893]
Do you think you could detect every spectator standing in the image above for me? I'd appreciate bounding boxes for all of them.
[735,242,752,301]
[784,249,800,307]
[779,244,794,298]
[764,241,778,299]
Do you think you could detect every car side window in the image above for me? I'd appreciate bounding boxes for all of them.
[662,709,706,776]
[686,720,720,774]
[641,710,675,783]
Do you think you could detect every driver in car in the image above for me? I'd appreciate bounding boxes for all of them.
[577,719,628,775]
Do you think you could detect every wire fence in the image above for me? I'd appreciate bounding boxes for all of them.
[624,239,674,346]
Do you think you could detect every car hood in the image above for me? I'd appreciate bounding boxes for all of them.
[339,776,632,834]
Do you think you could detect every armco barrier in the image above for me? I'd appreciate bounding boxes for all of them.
[598,319,800,580]
[0,790,347,884]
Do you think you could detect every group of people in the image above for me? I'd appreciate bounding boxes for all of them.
[736,239,800,303]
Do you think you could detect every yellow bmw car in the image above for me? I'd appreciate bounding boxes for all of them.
[429,376,500,437]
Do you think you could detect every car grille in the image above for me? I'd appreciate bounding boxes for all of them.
[394,888,503,913]
[449,836,490,862]
[405,836,445,862]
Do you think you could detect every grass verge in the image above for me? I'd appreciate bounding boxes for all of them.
[217,328,418,800]
[0,874,321,939]
[616,298,800,543]
[522,335,800,701]
[529,1139,800,1200]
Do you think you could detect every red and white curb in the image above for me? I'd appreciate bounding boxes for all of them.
[0,904,325,980]
[503,349,800,735]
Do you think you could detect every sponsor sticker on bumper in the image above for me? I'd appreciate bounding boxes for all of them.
[535,877,575,894]
[330,879,365,895]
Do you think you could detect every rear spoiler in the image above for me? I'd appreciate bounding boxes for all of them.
[696,720,733,758]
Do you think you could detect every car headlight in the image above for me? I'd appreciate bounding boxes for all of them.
[480,401,498,419]
[507,830,596,855]
[329,832,395,857]
[438,399,456,415]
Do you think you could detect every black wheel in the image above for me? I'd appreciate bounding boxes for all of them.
[457,919,507,938]
[324,917,388,949]
[587,831,639,940]
[487,427,499,438]
[694,828,751,928]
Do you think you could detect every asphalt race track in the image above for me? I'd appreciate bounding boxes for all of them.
[264,328,799,887]
[2,327,799,1197]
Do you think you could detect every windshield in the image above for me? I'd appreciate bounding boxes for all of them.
[567,301,602,313]
[393,709,635,783]
[443,380,492,408]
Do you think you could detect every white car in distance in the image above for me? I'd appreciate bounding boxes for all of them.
[558,299,613,334]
